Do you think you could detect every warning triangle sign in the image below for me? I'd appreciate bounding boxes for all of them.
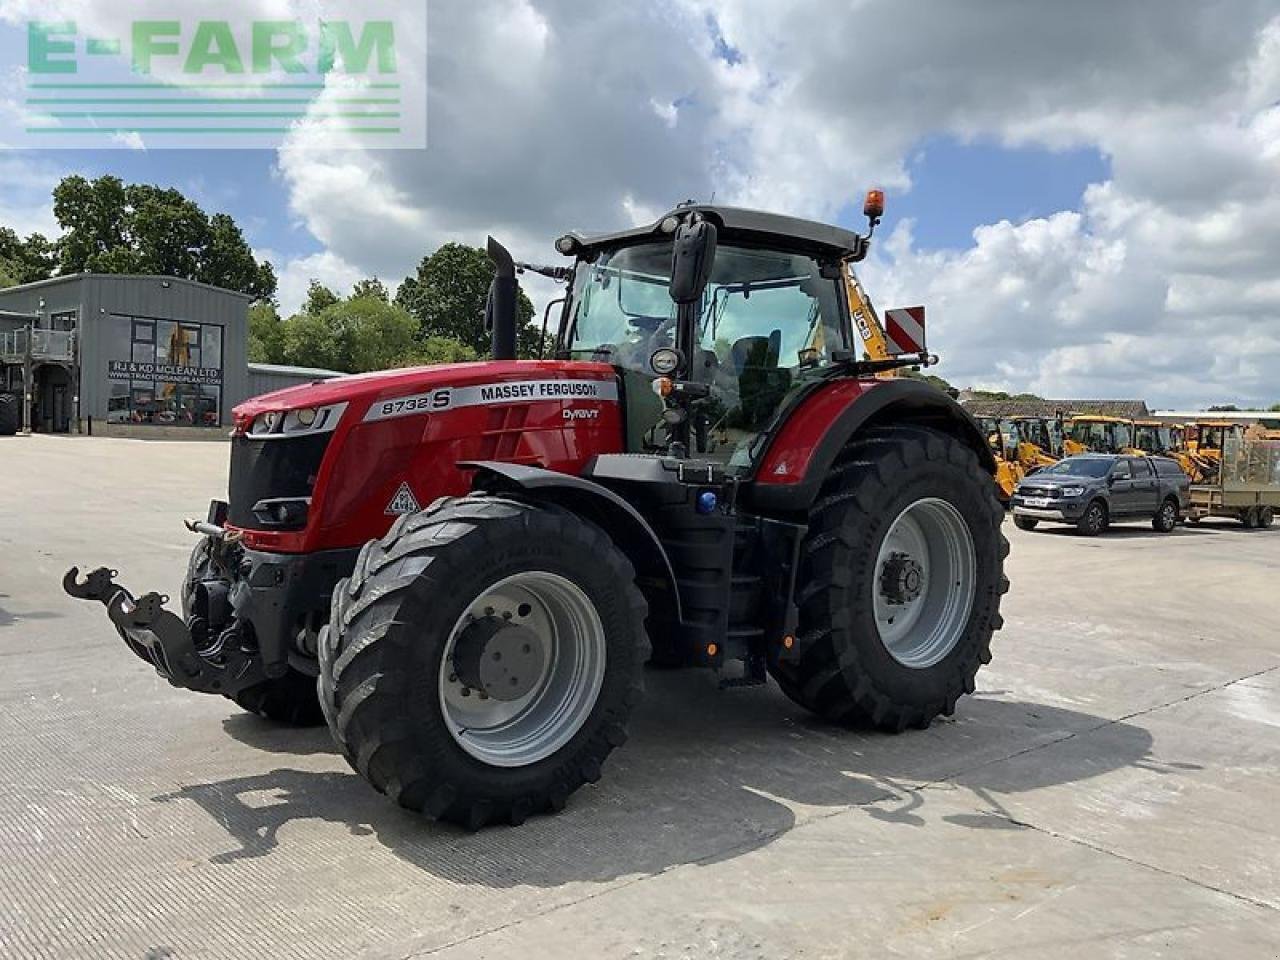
[385,482,421,516]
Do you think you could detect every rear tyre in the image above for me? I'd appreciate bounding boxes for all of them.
[768,425,1008,732]
[1077,500,1108,536]
[1241,508,1259,529]
[0,393,18,436]
[1152,497,1178,533]
[1013,515,1039,531]
[317,495,647,828]
[181,539,324,727]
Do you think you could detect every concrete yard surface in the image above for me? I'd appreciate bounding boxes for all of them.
[0,434,1278,959]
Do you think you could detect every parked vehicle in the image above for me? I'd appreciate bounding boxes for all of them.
[64,195,1009,829]
[1010,454,1189,536]
[1186,437,1280,528]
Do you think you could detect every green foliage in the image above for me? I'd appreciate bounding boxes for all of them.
[395,242,544,359]
[902,369,956,394]
[303,280,340,315]
[278,296,421,373]
[351,277,390,302]
[50,174,275,298]
[0,227,56,287]
[395,336,479,367]
[247,301,285,364]
[1208,404,1239,412]
[1271,403,1280,413]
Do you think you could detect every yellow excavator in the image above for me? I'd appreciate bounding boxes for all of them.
[1008,415,1063,471]
[1183,420,1246,483]
[1063,415,1136,456]
[973,416,1027,502]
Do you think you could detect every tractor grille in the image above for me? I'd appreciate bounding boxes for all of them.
[227,434,331,528]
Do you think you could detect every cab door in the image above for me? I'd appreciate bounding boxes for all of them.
[1127,457,1159,513]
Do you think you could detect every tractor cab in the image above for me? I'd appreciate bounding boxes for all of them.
[551,206,883,473]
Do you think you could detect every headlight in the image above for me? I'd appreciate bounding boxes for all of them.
[650,347,682,376]
[249,402,349,439]
[1061,486,1085,497]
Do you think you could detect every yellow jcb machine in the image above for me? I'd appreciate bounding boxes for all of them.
[974,416,1026,503]
[1008,415,1063,470]
[1183,420,1246,483]
[1063,415,1137,456]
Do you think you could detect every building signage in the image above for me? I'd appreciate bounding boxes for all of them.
[108,360,222,385]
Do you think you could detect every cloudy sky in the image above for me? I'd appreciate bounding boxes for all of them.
[2,0,1279,408]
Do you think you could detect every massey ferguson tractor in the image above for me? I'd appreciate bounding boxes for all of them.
[66,193,1008,828]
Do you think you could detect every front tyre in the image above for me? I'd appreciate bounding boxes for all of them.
[769,425,1008,731]
[1077,501,1108,537]
[1013,514,1039,531]
[317,496,647,828]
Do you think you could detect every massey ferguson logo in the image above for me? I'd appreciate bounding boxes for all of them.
[563,409,600,422]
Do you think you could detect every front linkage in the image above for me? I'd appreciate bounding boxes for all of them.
[63,560,271,697]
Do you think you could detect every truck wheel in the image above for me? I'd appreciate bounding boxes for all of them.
[1077,500,1108,536]
[1013,515,1039,531]
[769,425,1007,731]
[181,539,324,727]
[1152,497,1178,533]
[317,495,647,828]
[0,393,18,436]
[1259,506,1275,529]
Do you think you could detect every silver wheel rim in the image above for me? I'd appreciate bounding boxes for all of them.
[873,498,977,669]
[438,572,606,768]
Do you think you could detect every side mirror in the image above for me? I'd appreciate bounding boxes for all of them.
[669,219,717,305]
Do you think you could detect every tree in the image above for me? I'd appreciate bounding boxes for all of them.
[303,280,340,315]
[0,227,56,287]
[277,295,422,373]
[1208,404,1239,412]
[50,174,275,299]
[247,302,285,364]
[396,336,478,367]
[395,242,543,358]
[351,277,389,302]
[1270,403,1280,413]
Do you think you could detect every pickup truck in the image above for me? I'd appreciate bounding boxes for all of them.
[1010,454,1190,536]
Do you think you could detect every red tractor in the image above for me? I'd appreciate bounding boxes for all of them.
[66,196,1007,828]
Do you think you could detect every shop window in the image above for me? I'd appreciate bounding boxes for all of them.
[105,314,224,427]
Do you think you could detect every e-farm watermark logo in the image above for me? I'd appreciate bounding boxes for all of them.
[14,2,425,148]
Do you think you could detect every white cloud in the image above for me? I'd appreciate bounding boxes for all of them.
[265,248,365,315]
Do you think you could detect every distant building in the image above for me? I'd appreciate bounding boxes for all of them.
[0,274,251,435]
[961,397,1151,420]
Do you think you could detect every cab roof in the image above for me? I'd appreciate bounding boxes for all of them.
[564,204,869,261]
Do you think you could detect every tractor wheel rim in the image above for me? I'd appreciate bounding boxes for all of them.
[872,497,977,669]
[438,571,606,768]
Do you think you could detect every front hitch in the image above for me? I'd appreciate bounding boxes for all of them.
[63,565,269,696]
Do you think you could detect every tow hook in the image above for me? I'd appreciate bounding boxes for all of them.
[62,565,267,696]
[183,517,242,543]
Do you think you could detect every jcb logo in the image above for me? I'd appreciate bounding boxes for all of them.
[563,408,600,422]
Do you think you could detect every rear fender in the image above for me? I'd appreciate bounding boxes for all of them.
[747,378,995,513]
[463,461,683,623]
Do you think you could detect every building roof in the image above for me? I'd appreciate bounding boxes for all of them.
[566,204,868,260]
[961,397,1151,419]
[0,273,254,301]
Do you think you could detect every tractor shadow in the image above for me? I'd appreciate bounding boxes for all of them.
[158,673,1180,888]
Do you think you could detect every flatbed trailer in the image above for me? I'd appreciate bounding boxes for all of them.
[1187,439,1280,528]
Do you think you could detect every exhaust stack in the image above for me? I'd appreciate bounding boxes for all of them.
[485,236,518,361]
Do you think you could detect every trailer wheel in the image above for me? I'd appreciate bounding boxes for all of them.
[0,393,18,436]
[1151,497,1179,533]
[181,539,324,727]
[1259,506,1275,529]
[317,495,647,828]
[1241,508,1259,529]
[769,425,1007,732]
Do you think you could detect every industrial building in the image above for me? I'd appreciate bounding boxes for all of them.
[0,274,339,436]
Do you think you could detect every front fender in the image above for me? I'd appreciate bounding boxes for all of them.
[462,460,683,623]
[746,378,996,514]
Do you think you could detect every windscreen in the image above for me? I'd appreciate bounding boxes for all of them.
[1042,458,1112,478]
